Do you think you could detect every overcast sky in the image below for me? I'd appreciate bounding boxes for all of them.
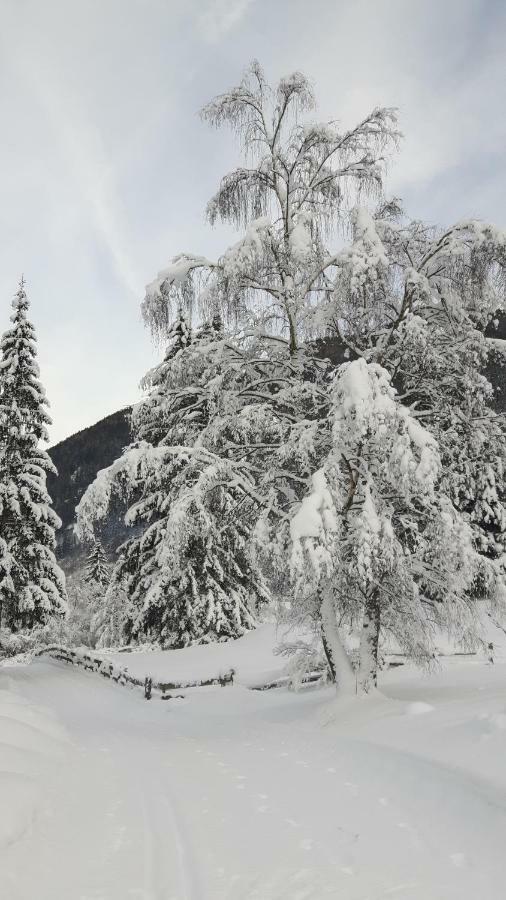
[0,0,504,444]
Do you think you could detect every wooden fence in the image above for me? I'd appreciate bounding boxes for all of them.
[34,645,234,699]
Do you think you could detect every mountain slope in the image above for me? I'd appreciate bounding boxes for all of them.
[47,407,132,564]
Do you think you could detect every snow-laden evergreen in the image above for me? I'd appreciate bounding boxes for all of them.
[77,315,268,647]
[84,539,110,588]
[77,63,506,690]
[0,281,67,630]
[91,563,129,649]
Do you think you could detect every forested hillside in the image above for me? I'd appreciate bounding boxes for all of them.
[47,407,132,564]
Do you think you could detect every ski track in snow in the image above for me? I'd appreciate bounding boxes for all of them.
[2,657,506,899]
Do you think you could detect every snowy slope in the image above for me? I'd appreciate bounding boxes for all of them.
[2,637,506,899]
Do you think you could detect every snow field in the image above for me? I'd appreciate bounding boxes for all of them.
[2,632,506,898]
[0,674,69,855]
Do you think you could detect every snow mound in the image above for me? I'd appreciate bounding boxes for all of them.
[406,701,435,715]
[102,623,309,688]
[478,710,506,732]
[0,680,68,850]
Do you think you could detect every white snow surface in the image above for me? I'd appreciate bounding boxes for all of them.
[2,627,506,899]
[103,623,310,688]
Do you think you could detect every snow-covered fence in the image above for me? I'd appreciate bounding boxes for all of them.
[250,670,326,691]
[34,646,234,697]
[34,645,143,688]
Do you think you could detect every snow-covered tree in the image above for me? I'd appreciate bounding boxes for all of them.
[0,280,67,630]
[84,539,110,588]
[0,537,12,629]
[76,62,505,691]
[322,205,506,580]
[135,307,192,446]
[91,562,130,648]
[77,324,269,646]
[290,359,481,692]
[142,61,398,353]
[119,449,262,647]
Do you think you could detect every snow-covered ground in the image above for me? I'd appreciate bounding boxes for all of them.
[99,611,506,688]
[2,630,506,899]
[102,623,312,688]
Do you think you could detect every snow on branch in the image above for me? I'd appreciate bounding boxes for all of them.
[290,468,337,590]
[331,358,440,494]
[334,206,388,294]
[75,443,170,540]
[142,254,216,340]
[206,168,272,228]
[220,217,271,280]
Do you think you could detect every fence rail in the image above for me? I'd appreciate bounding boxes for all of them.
[34,645,234,698]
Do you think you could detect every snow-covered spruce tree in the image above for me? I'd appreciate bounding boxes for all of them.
[84,539,110,588]
[119,450,262,647]
[134,306,192,447]
[0,537,13,632]
[91,561,130,649]
[77,318,268,647]
[0,280,67,630]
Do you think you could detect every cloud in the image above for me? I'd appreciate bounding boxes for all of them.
[24,74,139,298]
[198,0,255,43]
[0,3,143,299]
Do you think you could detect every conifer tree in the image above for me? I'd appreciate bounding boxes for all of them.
[84,539,110,588]
[77,316,267,647]
[0,280,67,630]
[119,446,263,647]
[91,562,129,648]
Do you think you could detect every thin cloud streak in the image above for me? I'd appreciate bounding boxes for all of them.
[0,40,141,298]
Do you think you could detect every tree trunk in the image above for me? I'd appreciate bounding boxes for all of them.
[320,592,356,695]
[357,592,381,694]
[321,629,336,682]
